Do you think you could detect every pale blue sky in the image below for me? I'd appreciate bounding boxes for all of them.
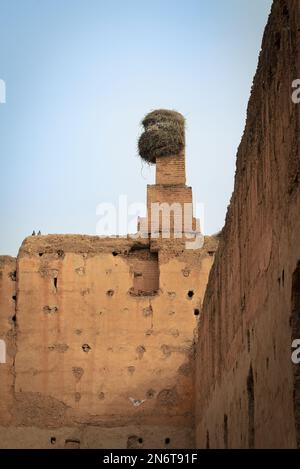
[0,0,272,256]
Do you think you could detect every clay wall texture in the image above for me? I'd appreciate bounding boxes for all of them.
[0,256,16,426]
[195,0,300,449]
[0,235,217,448]
[2,0,300,450]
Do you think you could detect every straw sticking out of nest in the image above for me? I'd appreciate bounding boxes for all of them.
[138,109,185,164]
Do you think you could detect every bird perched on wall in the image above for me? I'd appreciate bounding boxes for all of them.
[37,230,41,235]
[129,397,146,407]
[32,230,36,236]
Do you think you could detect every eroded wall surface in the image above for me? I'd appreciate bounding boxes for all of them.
[195,0,300,449]
[0,256,16,426]
[0,235,217,448]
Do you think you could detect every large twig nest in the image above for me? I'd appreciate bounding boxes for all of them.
[138,109,185,164]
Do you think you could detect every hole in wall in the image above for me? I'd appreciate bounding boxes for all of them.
[247,364,255,449]
[12,314,16,324]
[282,269,285,286]
[57,249,65,258]
[82,344,91,353]
[182,268,190,277]
[194,308,200,317]
[127,435,142,449]
[112,251,118,256]
[136,345,146,359]
[54,277,57,289]
[165,437,170,445]
[43,305,58,314]
[9,271,16,281]
[146,389,156,399]
[106,289,114,297]
[223,414,228,449]
[206,431,210,449]
[12,295,16,301]
[50,437,56,445]
[138,438,143,444]
[39,252,44,257]
[187,290,194,299]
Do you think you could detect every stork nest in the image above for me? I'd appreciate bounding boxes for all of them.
[138,109,185,164]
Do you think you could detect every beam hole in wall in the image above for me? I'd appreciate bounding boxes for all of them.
[223,414,228,449]
[277,276,281,286]
[57,249,65,258]
[9,270,16,281]
[206,431,210,449]
[12,295,16,301]
[136,345,146,359]
[165,437,170,445]
[82,344,91,353]
[247,364,255,449]
[291,261,300,448]
[127,435,143,449]
[146,389,156,399]
[50,437,56,445]
[187,290,194,299]
[38,252,44,257]
[194,308,200,317]
[112,251,118,256]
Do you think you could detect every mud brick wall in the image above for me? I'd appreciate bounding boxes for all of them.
[147,185,193,235]
[0,256,17,426]
[0,234,217,448]
[195,0,300,449]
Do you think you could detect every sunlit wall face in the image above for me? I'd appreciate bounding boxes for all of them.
[0,0,272,256]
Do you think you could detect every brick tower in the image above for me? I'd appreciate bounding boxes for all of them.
[137,110,200,250]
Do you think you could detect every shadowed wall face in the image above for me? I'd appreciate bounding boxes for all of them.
[291,261,300,448]
[195,0,300,449]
